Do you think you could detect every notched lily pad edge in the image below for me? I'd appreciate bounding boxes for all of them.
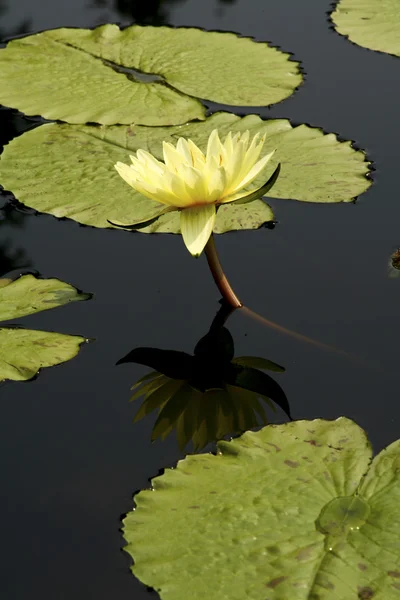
[190,26,305,109]
[0,325,91,385]
[0,269,93,302]
[0,110,374,237]
[327,0,400,60]
[0,22,304,119]
[123,416,350,511]
[267,114,375,205]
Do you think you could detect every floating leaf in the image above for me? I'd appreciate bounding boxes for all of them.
[0,274,91,321]
[0,328,86,382]
[0,274,89,381]
[140,200,274,235]
[0,24,301,125]
[0,114,370,236]
[331,0,400,57]
[124,418,400,599]
[388,248,400,278]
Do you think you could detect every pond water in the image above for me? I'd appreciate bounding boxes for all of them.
[0,0,399,598]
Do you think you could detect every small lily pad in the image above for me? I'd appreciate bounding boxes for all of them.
[331,0,400,57]
[0,273,91,321]
[0,114,371,236]
[124,418,400,599]
[0,24,301,125]
[0,327,86,382]
[388,248,400,278]
[0,274,89,381]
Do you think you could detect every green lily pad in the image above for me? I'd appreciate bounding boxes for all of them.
[331,0,400,57]
[0,114,371,236]
[0,274,89,381]
[0,327,86,382]
[0,273,91,321]
[0,24,301,125]
[124,417,400,599]
[139,200,274,234]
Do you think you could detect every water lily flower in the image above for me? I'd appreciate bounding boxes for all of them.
[113,129,280,257]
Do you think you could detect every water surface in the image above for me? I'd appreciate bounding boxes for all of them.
[0,0,399,598]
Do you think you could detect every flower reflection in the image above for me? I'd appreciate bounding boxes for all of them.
[117,303,290,451]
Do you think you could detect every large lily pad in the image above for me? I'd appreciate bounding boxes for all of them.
[331,0,400,57]
[0,274,89,381]
[0,114,371,235]
[124,418,400,599]
[0,24,301,125]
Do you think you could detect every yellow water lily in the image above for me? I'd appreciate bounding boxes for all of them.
[113,129,280,257]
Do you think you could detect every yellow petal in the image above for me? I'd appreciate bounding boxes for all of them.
[207,166,227,202]
[233,149,275,191]
[115,163,181,206]
[242,133,263,170]
[177,164,208,203]
[226,133,264,191]
[180,204,216,257]
[116,130,275,212]
[238,130,250,151]
[206,130,223,166]
[223,138,246,190]
[176,138,193,166]
[136,150,165,175]
[220,162,280,204]
[223,132,233,157]
[114,162,141,187]
[168,170,196,205]
[163,142,188,173]
[187,139,206,169]
[231,131,241,146]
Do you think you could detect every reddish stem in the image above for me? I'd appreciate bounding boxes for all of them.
[204,235,242,308]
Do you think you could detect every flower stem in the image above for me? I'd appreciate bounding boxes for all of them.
[204,235,242,308]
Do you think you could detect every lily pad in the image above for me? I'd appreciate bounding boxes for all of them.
[0,273,91,321]
[0,24,301,125]
[331,0,400,57]
[388,248,400,278]
[0,114,371,235]
[0,327,86,382]
[124,417,400,599]
[0,274,89,381]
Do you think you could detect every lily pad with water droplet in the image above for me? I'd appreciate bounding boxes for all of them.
[331,0,400,57]
[0,24,301,125]
[124,417,400,599]
[0,274,89,381]
[0,113,371,236]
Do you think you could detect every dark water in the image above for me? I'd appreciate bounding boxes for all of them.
[0,0,399,598]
